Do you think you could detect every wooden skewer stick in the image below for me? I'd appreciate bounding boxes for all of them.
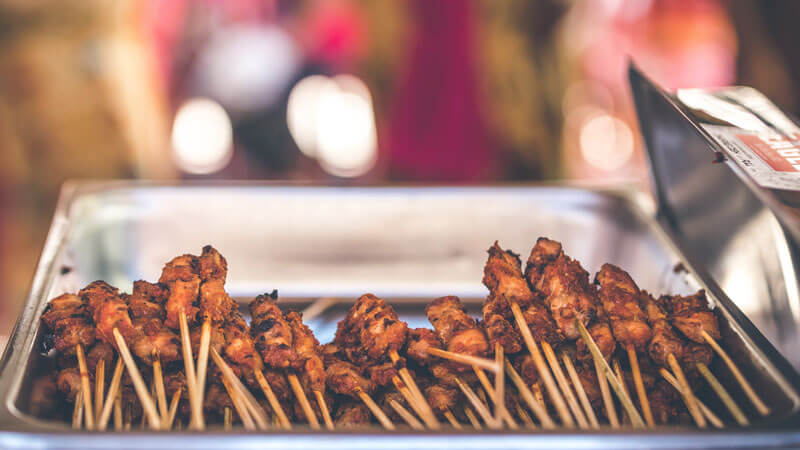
[540,341,588,428]
[113,393,122,431]
[696,362,749,426]
[209,347,269,429]
[195,320,212,411]
[152,358,169,421]
[516,403,535,428]
[75,344,95,430]
[220,373,255,430]
[112,328,162,429]
[288,373,320,429]
[593,357,619,428]
[356,388,395,430]
[627,346,654,427]
[504,359,555,428]
[473,366,518,429]
[612,359,631,424]
[224,407,232,430]
[390,399,425,430]
[166,387,182,429]
[315,390,334,430]
[667,353,706,428]
[253,368,292,429]
[444,409,462,429]
[575,318,645,428]
[561,352,600,429]
[72,386,83,430]
[464,406,482,429]
[531,383,545,410]
[702,330,769,416]
[455,377,502,429]
[426,348,499,373]
[389,350,440,429]
[123,404,131,431]
[300,297,338,322]
[660,368,723,428]
[511,303,575,427]
[94,359,105,423]
[177,310,202,429]
[98,358,124,430]
[493,344,514,429]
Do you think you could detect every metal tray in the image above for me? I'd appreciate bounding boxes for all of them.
[0,182,799,449]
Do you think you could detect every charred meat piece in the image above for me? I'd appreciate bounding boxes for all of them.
[40,293,96,352]
[198,245,228,282]
[335,401,371,428]
[79,281,137,346]
[159,254,201,329]
[222,308,264,378]
[574,362,601,406]
[335,294,409,364]
[426,296,489,367]
[249,291,298,369]
[483,241,537,308]
[643,292,684,367]
[56,367,82,402]
[367,360,401,388]
[326,358,373,397]
[190,321,225,357]
[86,341,115,372]
[285,310,326,393]
[595,264,651,351]
[525,237,563,290]
[131,326,181,365]
[661,290,720,343]
[520,298,564,347]
[203,382,235,415]
[529,239,598,340]
[405,328,441,366]
[682,342,713,368]
[199,278,235,324]
[128,281,167,320]
[481,304,522,354]
[378,389,409,423]
[512,353,539,386]
[422,381,460,416]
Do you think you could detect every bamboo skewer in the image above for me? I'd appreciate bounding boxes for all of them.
[504,359,555,428]
[531,383,545,410]
[220,373,255,430]
[209,347,269,429]
[667,353,706,428]
[660,369,723,428]
[702,330,769,416]
[540,341,588,428]
[153,358,169,421]
[167,387,182,429]
[515,401,535,428]
[356,388,395,430]
[196,320,212,411]
[612,359,631,424]
[94,359,105,423]
[177,310,202,429]
[561,352,599,429]
[511,303,574,427]
[493,344,514,429]
[390,400,425,430]
[223,407,232,430]
[473,366,518,429]
[300,297,338,322]
[113,394,122,431]
[575,318,645,428]
[696,362,749,426]
[390,350,440,429]
[288,374,320,429]
[455,378,500,429]
[391,377,430,429]
[75,344,95,430]
[627,346,654,427]
[315,390,334,430]
[253,368,291,429]
[112,328,162,429]
[593,357,619,428]
[427,348,499,373]
[98,358,124,430]
[464,407,481,429]
[444,409,462,429]
[72,386,83,430]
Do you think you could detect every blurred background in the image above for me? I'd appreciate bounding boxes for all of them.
[1,0,799,340]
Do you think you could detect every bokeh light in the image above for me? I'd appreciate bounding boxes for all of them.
[579,113,634,171]
[171,98,233,174]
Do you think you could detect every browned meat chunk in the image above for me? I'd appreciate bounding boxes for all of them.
[595,264,651,351]
[249,290,298,369]
[661,290,720,343]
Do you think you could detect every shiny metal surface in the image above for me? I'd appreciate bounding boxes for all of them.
[0,182,798,448]
[630,66,800,370]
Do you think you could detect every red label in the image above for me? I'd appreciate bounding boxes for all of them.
[737,133,800,172]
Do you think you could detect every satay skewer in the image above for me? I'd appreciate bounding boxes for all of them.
[195,320,212,409]
[667,353,707,428]
[72,386,83,430]
[253,368,292,429]
[94,359,105,423]
[152,357,169,421]
[473,366,518,428]
[575,318,645,427]
[97,358,125,430]
[389,350,440,429]
[427,348,499,373]
[75,345,95,429]
[177,310,202,429]
[540,341,588,428]
[390,376,431,428]
[511,303,575,427]
[112,329,162,429]
[455,378,501,429]
[696,362,749,426]
[113,394,123,431]
[389,400,425,430]
[701,330,769,416]
[220,374,255,430]
[463,406,481,429]
[314,390,335,429]
[356,388,395,430]
[210,347,269,429]
[492,344,512,429]
[659,368,724,428]
[612,359,631,424]
[593,357,619,427]
[561,352,600,428]
[504,358,555,428]
[627,346,654,427]
[223,407,232,430]
[443,409,462,429]
[287,373,320,429]
[166,387,182,429]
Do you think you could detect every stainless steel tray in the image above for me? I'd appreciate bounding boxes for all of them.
[1,182,798,449]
